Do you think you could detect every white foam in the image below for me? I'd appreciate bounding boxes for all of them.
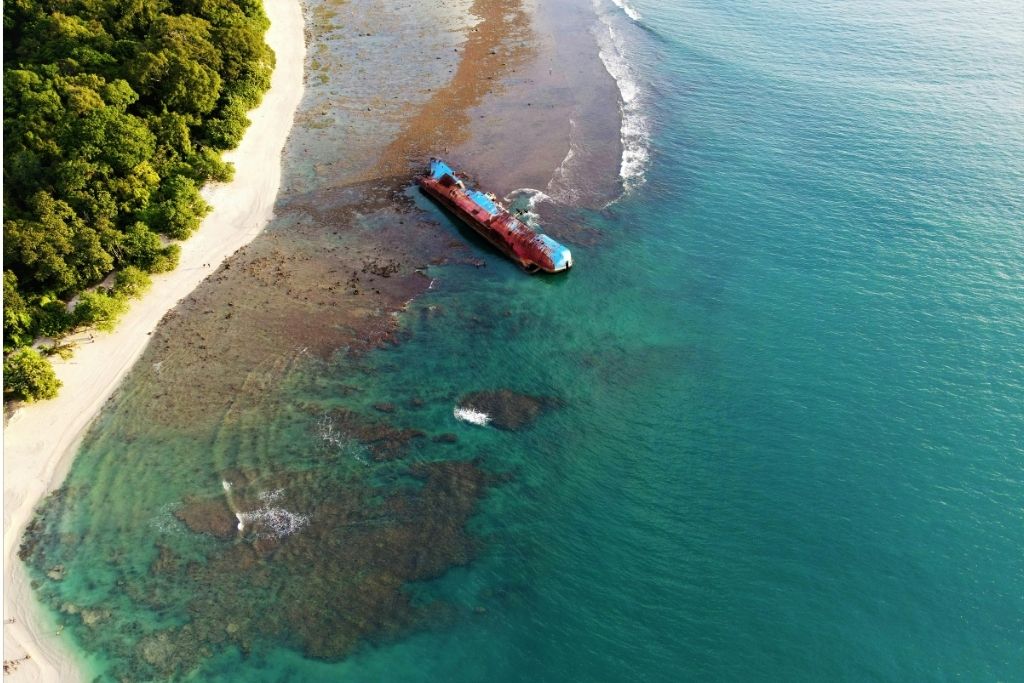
[504,187,552,208]
[237,505,309,538]
[503,188,552,227]
[258,488,284,503]
[595,15,650,193]
[317,413,371,465]
[611,0,641,21]
[545,119,586,204]
[454,406,491,426]
[150,501,185,535]
[529,188,554,210]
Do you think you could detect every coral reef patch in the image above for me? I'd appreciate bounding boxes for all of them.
[23,456,503,680]
[458,389,561,430]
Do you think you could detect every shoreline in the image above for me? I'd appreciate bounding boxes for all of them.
[1,0,306,678]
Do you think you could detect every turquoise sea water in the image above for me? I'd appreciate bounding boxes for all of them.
[25,0,1024,680]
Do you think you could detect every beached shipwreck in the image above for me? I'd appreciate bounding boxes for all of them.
[417,158,573,273]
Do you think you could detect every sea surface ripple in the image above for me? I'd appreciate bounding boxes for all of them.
[21,0,1024,680]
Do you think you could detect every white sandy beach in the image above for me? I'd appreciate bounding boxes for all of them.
[1,0,305,678]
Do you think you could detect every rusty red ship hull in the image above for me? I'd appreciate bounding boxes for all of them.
[417,158,573,273]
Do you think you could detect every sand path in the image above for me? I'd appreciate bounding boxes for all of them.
[1,0,305,678]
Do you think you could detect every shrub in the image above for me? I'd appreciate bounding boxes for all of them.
[189,147,234,183]
[41,343,75,360]
[119,221,165,270]
[149,244,181,273]
[113,266,151,298]
[73,290,128,331]
[147,175,209,240]
[4,348,61,402]
[3,271,33,349]
[201,97,250,149]
[31,295,74,338]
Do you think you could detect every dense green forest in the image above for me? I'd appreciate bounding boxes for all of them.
[3,0,274,399]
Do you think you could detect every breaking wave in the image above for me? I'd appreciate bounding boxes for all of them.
[611,0,641,21]
[454,406,491,426]
[595,10,650,193]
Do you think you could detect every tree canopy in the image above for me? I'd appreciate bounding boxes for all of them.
[3,0,274,397]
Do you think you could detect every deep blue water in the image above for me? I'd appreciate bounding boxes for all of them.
[26,0,1024,680]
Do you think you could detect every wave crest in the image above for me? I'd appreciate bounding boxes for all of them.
[611,0,641,21]
[595,11,650,193]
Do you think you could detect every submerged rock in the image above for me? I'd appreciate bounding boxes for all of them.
[324,408,426,461]
[138,631,177,673]
[149,544,181,575]
[458,389,559,430]
[80,608,111,627]
[173,497,236,539]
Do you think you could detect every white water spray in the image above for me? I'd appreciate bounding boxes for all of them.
[454,406,492,426]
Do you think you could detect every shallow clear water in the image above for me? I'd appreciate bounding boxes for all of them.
[25,0,1024,680]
